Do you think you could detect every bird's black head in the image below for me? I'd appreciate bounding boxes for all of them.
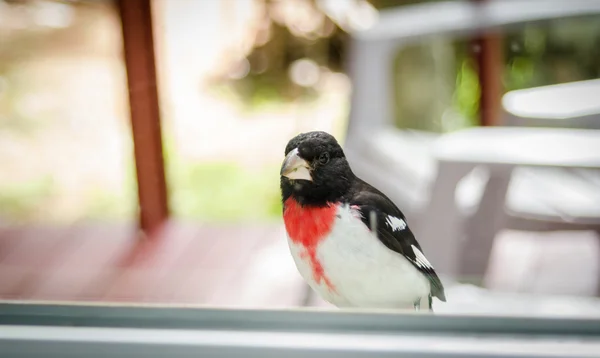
[280,131,354,207]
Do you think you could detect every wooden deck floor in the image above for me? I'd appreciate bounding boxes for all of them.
[0,221,308,307]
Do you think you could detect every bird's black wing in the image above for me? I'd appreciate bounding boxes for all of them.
[346,179,446,302]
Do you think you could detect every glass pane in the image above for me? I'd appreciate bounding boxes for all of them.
[1,0,599,329]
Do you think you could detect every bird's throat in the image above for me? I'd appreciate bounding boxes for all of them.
[283,198,337,291]
[283,198,336,246]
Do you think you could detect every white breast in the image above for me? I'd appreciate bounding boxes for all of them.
[286,204,431,309]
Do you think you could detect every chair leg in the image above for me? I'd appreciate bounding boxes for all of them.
[418,162,473,279]
[459,168,513,284]
[597,231,600,297]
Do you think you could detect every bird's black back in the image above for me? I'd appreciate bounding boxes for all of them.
[342,177,447,302]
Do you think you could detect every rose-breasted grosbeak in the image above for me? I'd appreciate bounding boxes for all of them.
[280,131,446,311]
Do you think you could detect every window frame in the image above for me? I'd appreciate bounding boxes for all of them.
[3,1,600,356]
[1,302,600,357]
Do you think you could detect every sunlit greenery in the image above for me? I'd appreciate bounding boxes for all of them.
[392,39,480,132]
[504,16,600,91]
[391,15,600,133]
[0,131,283,223]
[0,176,55,221]
[164,137,282,222]
[168,161,282,222]
[453,58,480,128]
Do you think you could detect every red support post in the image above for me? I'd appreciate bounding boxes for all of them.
[117,0,169,235]
[473,0,504,126]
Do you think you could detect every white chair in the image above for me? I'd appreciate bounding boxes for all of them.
[420,127,600,290]
[502,79,600,130]
[448,81,600,283]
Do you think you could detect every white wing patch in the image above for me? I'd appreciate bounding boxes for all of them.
[385,215,406,231]
[411,245,433,270]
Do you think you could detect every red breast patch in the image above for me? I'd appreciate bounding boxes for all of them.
[283,198,337,292]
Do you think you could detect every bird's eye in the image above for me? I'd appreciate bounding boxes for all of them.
[318,152,330,165]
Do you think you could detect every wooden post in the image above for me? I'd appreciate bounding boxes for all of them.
[117,0,169,235]
[473,0,504,126]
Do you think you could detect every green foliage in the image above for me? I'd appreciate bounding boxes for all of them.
[392,39,479,133]
[504,16,600,91]
[0,176,56,221]
[83,166,137,221]
[163,135,281,222]
[216,0,346,107]
[71,133,284,223]
[371,0,447,9]
[392,14,600,133]
[0,135,283,223]
[453,58,480,128]
[168,161,282,222]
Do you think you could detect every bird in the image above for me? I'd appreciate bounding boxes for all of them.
[280,131,446,311]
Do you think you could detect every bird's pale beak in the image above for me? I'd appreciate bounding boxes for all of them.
[280,148,312,181]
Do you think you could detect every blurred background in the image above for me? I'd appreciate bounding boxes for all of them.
[0,0,599,315]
